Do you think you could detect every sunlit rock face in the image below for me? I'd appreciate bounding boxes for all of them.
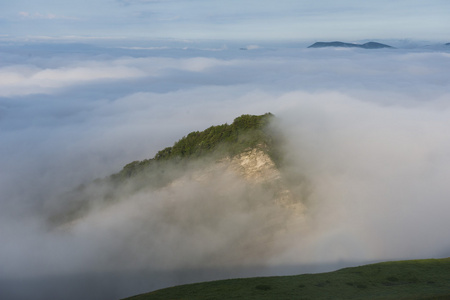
[162,145,304,208]
[182,145,305,214]
[227,147,304,212]
[229,147,279,182]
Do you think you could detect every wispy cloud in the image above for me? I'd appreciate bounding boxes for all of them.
[117,0,169,6]
[0,55,243,97]
[0,63,145,97]
[18,11,79,20]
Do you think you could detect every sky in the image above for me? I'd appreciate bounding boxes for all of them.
[1,1,450,300]
[1,0,450,41]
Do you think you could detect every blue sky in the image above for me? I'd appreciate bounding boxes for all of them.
[1,0,450,41]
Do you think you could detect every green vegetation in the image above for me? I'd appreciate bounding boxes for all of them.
[111,113,275,182]
[123,258,450,300]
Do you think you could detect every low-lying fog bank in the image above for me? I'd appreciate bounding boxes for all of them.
[1,41,450,299]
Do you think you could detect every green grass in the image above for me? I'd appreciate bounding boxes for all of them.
[122,258,450,300]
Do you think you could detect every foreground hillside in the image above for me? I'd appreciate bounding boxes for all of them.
[123,258,450,300]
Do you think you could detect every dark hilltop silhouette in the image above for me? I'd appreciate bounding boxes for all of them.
[308,41,394,49]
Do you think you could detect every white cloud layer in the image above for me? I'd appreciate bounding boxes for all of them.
[0,41,450,299]
[0,56,242,96]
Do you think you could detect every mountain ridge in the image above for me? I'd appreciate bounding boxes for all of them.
[48,113,301,226]
[308,41,394,49]
[111,113,276,182]
[46,113,308,277]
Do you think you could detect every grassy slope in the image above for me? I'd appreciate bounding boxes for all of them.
[123,258,450,300]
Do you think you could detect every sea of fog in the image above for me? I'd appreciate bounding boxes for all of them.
[1,39,450,299]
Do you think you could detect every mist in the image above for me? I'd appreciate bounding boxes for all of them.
[1,40,450,299]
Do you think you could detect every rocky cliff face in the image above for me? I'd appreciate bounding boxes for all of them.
[228,147,279,183]
[229,147,303,210]
[171,145,304,215]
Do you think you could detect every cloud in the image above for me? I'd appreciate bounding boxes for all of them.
[117,0,169,6]
[1,41,450,299]
[0,54,244,97]
[18,11,30,17]
[0,64,145,97]
[18,11,78,20]
[268,91,450,264]
[5,1,450,40]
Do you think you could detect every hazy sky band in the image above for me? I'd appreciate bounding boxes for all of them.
[1,0,450,40]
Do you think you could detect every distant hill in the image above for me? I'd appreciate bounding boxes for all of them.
[445,43,450,46]
[123,258,450,300]
[308,41,394,49]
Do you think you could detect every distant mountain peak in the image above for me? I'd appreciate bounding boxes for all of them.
[308,41,394,49]
[361,41,394,49]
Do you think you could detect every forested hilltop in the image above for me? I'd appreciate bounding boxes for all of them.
[50,113,278,224]
[111,113,276,181]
